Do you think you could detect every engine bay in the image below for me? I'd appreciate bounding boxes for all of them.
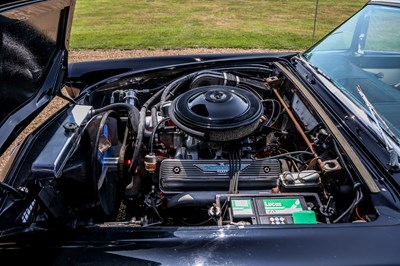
[1,61,379,229]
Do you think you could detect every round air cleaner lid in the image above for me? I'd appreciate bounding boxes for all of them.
[169,85,263,141]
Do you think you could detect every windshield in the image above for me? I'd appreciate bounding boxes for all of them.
[303,4,400,138]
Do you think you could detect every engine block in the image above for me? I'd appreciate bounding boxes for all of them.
[160,159,280,193]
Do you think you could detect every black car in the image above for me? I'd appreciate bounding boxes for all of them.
[1,0,400,265]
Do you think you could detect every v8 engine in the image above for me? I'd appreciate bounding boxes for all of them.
[10,62,377,228]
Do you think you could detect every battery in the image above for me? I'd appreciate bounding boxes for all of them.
[256,197,308,225]
[230,198,257,224]
[229,195,317,225]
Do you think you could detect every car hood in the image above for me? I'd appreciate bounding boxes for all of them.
[0,0,75,155]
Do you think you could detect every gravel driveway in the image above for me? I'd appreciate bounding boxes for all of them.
[69,48,292,62]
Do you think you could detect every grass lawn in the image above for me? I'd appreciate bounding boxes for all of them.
[70,0,367,50]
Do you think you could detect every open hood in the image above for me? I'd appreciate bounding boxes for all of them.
[0,0,75,155]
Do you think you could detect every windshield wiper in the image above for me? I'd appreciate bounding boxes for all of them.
[356,84,400,170]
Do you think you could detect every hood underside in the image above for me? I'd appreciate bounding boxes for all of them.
[0,0,75,155]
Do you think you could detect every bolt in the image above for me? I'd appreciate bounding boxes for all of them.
[263,166,271,173]
[173,166,181,174]
[63,122,78,133]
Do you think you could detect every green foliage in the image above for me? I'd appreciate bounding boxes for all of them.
[70,0,367,50]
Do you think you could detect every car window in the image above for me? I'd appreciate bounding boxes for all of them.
[303,5,400,138]
[311,13,358,51]
[365,10,400,52]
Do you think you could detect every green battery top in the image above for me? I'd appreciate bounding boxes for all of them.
[262,198,303,215]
